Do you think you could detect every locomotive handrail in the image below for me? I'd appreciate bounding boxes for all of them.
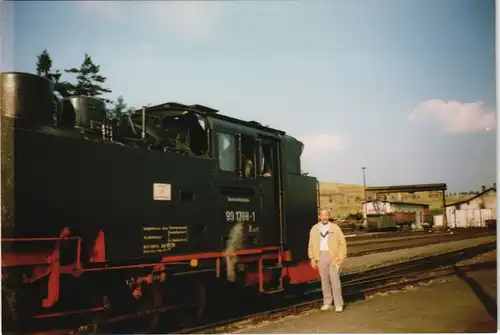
[1,236,81,242]
[1,236,82,271]
[83,246,280,272]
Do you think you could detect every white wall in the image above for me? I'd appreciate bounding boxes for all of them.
[363,201,428,222]
[363,201,392,217]
[454,190,496,212]
[434,214,444,227]
[445,189,497,227]
[446,208,495,228]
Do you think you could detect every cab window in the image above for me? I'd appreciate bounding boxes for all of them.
[240,135,256,178]
[259,143,274,177]
[217,133,237,172]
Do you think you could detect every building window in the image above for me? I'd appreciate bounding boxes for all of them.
[217,133,237,172]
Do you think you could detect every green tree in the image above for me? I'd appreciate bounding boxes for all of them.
[345,212,363,221]
[111,95,127,119]
[65,53,112,102]
[36,49,58,79]
[430,208,443,215]
[35,49,72,96]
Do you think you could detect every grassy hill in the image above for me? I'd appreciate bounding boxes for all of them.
[319,182,466,218]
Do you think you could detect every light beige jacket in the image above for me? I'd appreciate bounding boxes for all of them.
[308,222,347,266]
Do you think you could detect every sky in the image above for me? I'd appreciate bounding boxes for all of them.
[1,0,497,192]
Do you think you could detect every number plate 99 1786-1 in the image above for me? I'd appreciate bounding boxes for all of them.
[225,210,256,222]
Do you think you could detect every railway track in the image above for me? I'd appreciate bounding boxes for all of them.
[33,239,496,335]
[344,227,489,240]
[186,261,496,334]
[347,230,494,257]
[172,242,497,334]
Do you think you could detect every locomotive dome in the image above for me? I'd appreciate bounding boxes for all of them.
[0,71,55,125]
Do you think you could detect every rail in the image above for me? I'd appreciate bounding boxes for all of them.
[182,261,496,334]
[17,236,496,334]
[172,242,496,334]
[61,241,497,334]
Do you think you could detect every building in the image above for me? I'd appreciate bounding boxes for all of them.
[361,200,431,226]
[444,186,497,228]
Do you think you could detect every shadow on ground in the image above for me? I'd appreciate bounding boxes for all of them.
[453,266,497,321]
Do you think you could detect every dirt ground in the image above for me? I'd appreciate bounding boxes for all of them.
[238,269,498,333]
[456,249,497,266]
[343,235,496,274]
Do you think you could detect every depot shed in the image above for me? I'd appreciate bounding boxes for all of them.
[444,186,497,228]
[362,200,430,226]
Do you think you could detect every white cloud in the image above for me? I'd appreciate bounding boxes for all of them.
[76,1,222,42]
[409,99,496,134]
[148,2,222,42]
[299,134,345,173]
[76,1,123,20]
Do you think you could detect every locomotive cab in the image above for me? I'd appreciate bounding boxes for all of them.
[122,104,211,157]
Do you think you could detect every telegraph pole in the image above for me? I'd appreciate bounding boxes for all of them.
[362,167,367,200]
[362,167,367,225]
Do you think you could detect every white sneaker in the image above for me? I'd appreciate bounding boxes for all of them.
[321,305,332,311]
[335,306,343,313]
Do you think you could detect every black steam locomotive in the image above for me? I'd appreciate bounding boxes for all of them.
[1,72,320,333]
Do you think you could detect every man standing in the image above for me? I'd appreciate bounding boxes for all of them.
[308,208,347,312]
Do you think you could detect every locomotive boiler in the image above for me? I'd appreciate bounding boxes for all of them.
[1,72,321,333]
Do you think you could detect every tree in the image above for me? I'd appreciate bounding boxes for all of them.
[65,53,112,103]
[111,95,127,119]
[36,50,55,77]
[345,212,363,221]
[35,49,71,96]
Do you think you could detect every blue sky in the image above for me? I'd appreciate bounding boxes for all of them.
[2,0,497,192]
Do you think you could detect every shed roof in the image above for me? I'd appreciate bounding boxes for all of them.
[361,200,430,208]
[366,183,447,193]
[446,187,496,207]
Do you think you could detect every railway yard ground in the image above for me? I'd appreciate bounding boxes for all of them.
[343,233,496,273]
[175,230,497,335]
[20,228,498,335]
[238,265,497,333]
[344,229,493,258]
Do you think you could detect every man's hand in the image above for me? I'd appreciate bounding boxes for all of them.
[310,259,317,269]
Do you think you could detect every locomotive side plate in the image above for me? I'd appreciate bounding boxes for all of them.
[153,183,172,201]
[142,225,189,254]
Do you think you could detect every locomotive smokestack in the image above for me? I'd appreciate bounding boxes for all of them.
[224,221,245,282]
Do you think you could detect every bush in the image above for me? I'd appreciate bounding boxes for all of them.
[430,208,443,215]
[345,212,363,221]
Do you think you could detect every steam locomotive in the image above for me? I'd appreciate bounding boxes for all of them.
[1,72,321,333]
